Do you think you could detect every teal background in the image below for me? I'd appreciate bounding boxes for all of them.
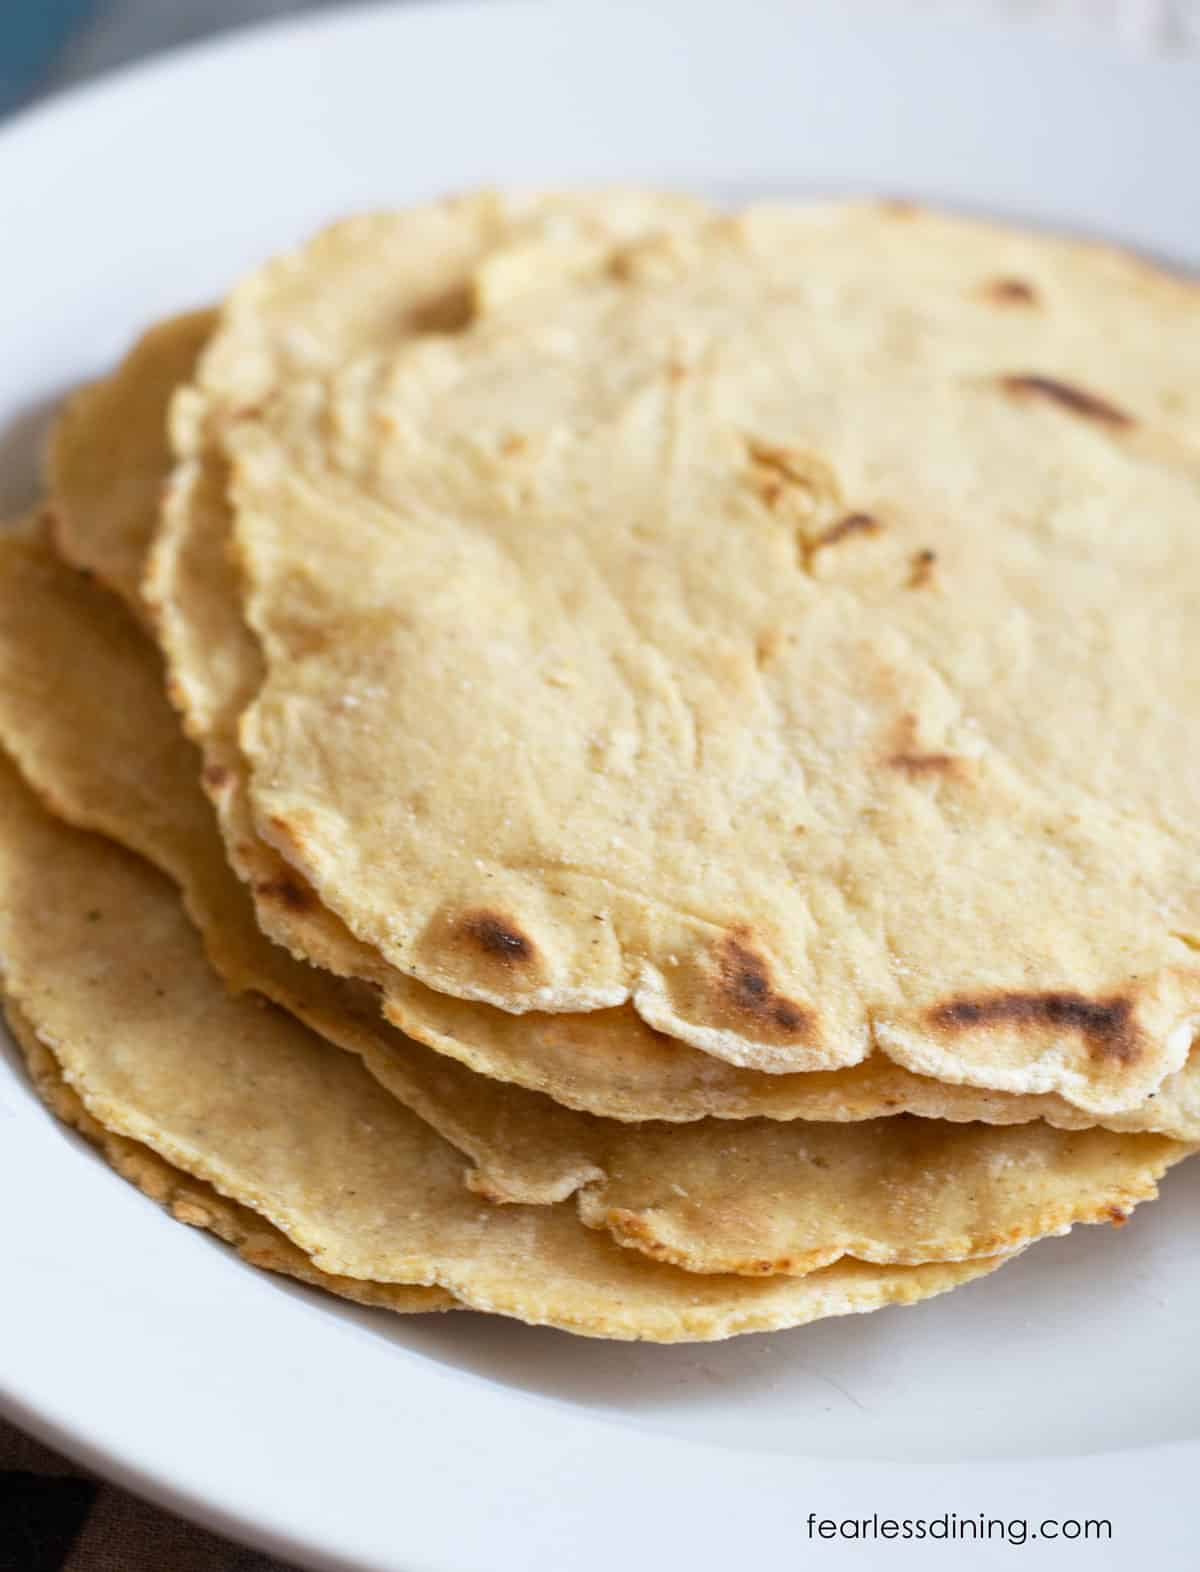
[1,1,96,112]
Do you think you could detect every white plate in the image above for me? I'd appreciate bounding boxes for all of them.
[1,3,1198,1568]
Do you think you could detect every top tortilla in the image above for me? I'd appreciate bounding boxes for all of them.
[213,200,1200,1109]
[136,317,1200,1133]
[52,287,1108,1131]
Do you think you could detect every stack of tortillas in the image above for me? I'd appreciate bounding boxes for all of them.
[3,191,1197,1341]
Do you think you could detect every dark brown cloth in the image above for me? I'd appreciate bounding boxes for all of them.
[0,1416,293,1572]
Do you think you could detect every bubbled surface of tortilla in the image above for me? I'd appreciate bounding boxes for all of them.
[210,201,1200,1107]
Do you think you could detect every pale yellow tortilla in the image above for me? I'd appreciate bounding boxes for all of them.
[150,322,1200,1125]
[6,1002,455,1317]
[51,199,1200,1124]
[209,199,1199,1110]
[50,191,708,620]
[4,527,1193,1276]
[47,310,215,612]
[48,303,1200,1136]
[0,751,1016,1340]
[196,189,710,392]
